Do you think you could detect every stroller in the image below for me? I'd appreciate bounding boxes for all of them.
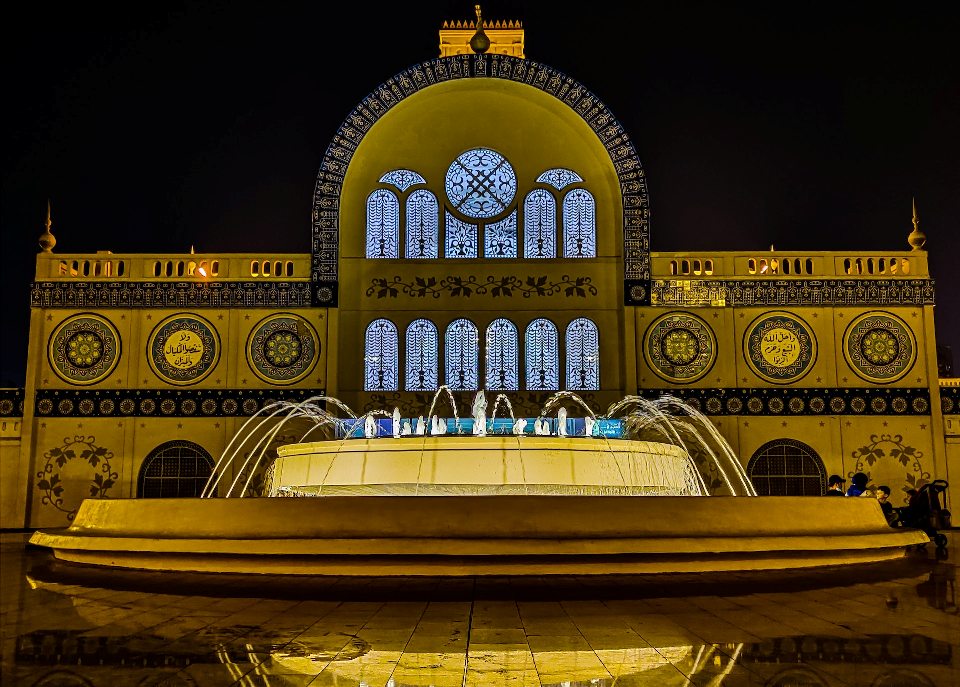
[895,480,950,552]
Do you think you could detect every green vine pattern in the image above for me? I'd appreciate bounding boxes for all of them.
[366,275,598,299]
[851,433,929,505]
[36,435,117,520]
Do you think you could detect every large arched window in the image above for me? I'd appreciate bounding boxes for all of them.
[406,319,438,391]
[748,440,826,496]
[138,441,214,498]
[563,189,596,258]
[566,318,599,390]
[486,318,519,390]
[405,190,439,258]
[484,210,518,258]
[366,190,399,258]
[524,190,557,258]
[525,319,559,390]
[445,319,479,390]
[445,211,478,258]
[365,319,398,391]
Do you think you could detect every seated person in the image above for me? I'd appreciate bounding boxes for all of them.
[826,474,846,495]
[876,485,898,525]
[846,472,869,497]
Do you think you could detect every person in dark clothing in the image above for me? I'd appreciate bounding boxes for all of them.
[846,472,869,497]
[826,474,846,496]
[876,485,898,525]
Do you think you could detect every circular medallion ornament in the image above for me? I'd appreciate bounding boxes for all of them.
[247,314,319,385]
[48,314,121,385]
[147,314,219,385]
[644,312,717,383]
[445,148,517,219]
[743,312,816,384]
[843,312,916,383]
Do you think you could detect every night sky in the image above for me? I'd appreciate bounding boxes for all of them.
[3,1,958,386]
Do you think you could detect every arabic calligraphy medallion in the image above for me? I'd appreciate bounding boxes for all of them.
[844,311,916,383]
[147,314,219,385]
[48,314,121,385]
[247,314,319,385]
[744,312,816,384]
[644,312,716,383]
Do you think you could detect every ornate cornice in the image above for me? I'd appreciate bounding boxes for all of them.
[29,281,319,308]
[313,53,650,306]
[650,278,935,307]
[35,388,326,418]
[0,388,24,417]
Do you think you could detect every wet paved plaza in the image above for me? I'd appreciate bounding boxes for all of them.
[1,532,957,686]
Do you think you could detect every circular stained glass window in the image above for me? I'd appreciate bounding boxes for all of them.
[445,148,516,219]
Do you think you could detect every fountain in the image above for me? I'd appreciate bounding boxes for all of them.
[29,389,928,575]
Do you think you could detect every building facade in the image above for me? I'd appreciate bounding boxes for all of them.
[1,20,957,529]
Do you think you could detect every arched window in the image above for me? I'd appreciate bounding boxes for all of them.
[484,210,518,258]
[748,439,826,496]
[138,441,214,498]
[566,318,599,390]
[524,190,557,258]
[445,319,479,390]
[366,190,399,258]
[406,319,438,391]
[365,319,398,391]
[486,318,519,390]
[536,168,584,190]
[525,319,559,390]
[563,189,596,258]
[445,211,478,258]
[379,169,426,191]
[405,190,439,258]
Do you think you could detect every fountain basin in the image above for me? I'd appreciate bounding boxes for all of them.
[29,495,928,575]
[272,436,701,496]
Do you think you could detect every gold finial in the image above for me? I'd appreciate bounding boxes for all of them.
[769,244,775,252]
[908,196,926,251]
[470,4,490,54]
[190,244,196,254]
[39,199,56,253]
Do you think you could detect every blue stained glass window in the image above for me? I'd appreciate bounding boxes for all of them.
[365,319,398,391]
[405,190,439,259]
[445,319,479,390]
[535,168,584,190]
[484,210,517,258]
[445,148,517,219]
[405,319,438,391]
[524,190,557,258]
[445,211,478,258]
[525,319,559,390]
[379,169,427,192]
[366,190,399,258]
[563,189,596,258]
[486,319,519,390]
[566,318,599,390]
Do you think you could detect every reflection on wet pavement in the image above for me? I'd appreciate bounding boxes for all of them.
[1,532,957,686]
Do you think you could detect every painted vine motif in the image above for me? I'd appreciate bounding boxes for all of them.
[851,433,929,505]
[366,275,598,299]
[36,435,117,520]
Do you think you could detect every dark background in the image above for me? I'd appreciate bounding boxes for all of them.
[3,1,958,386]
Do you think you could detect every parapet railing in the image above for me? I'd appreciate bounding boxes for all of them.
[35,253,312,281]
[651,251,929,279]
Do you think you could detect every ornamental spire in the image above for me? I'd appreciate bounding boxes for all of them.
[470,4,490,54]
[39,199,56,253]
[907,196,926,251]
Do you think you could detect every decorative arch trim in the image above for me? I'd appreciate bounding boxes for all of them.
[747,438,827,496]
[137,440,214,498]
[312,53,650,307]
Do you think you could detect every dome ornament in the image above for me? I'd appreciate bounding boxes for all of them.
[908,197,926,251]
[39,199,56,253]
[469,4,490,54]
